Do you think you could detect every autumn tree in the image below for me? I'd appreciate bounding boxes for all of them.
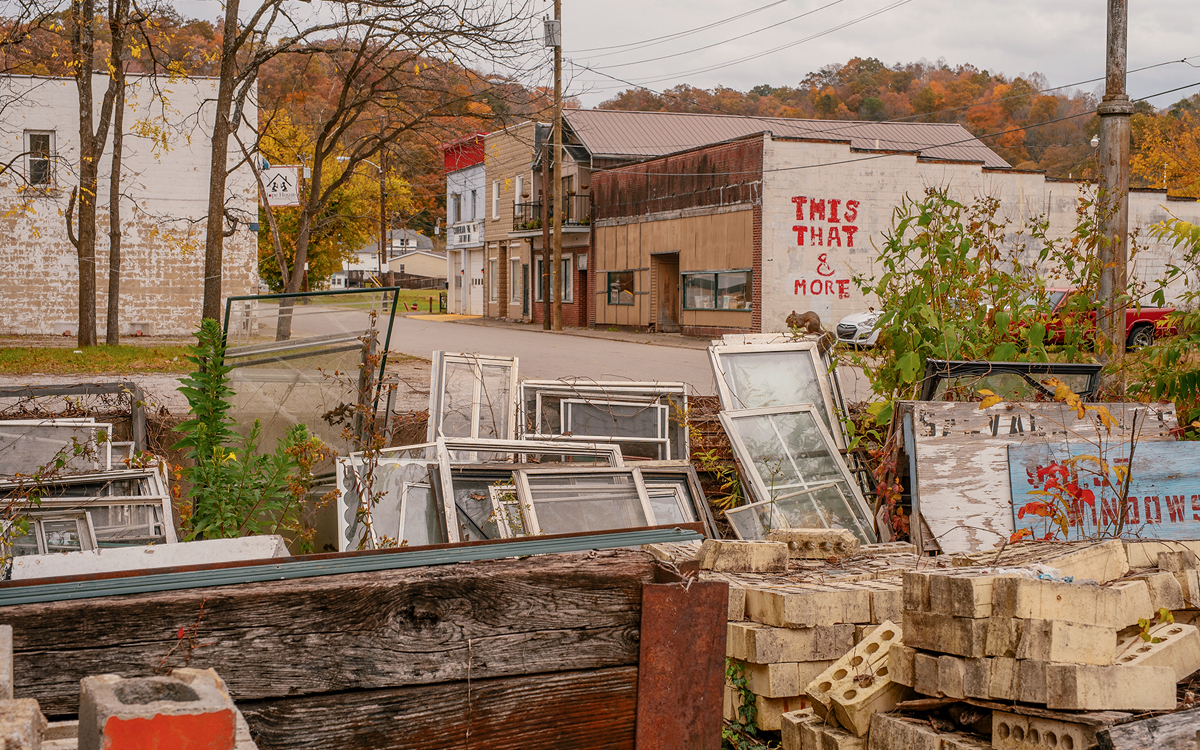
[1132,95,1200,197]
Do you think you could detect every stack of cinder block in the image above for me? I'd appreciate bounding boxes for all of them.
[891,539,1199,716]
[693,533,919,734]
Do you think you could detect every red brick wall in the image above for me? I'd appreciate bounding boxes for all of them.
[531,264,589,328]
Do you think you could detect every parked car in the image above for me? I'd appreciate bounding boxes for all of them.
[836,309,883,348]
[1041,287,1175,349]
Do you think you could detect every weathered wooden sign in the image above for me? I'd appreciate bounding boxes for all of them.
[1008,441,1200,541]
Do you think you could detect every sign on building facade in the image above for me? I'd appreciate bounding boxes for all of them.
[261,166,301,207]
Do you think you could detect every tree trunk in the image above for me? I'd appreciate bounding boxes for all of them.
[72,0,98,348]
[105,69,125,345]
[201,0,242,323]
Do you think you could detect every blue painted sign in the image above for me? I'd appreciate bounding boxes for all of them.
[1007,441,1200,541]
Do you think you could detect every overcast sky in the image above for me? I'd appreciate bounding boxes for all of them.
[172,0,1200,110]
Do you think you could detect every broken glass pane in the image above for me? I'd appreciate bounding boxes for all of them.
[0,420,112,476]
[720,406,875,543]
[710,343,844,447]
[427,353,518,441]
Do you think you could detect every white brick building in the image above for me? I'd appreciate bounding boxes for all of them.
[0,74,259,336]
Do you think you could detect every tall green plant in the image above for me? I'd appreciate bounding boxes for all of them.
[172,320,328,545]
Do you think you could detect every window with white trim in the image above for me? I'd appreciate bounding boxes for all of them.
[492,181,500,219]
[25,131,53,187]
[510,257,521,304]
[489,258,498,301]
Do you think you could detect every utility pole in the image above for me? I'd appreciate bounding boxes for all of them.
[551,0,564,331]
[541,142,551,329]
[1097,0,1132,364]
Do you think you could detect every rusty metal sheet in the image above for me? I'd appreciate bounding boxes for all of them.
[636,580,727,750]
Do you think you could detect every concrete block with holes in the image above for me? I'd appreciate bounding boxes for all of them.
[830,663,911,737]
[901,611,988,657]
[747,584,871,628]
[1045,664,1176,711]
[1014,619,1118,665]
[727,622,856,663]
[991,577,1128,628]
[1113,620,1200,682]
[1131,570,1186,612]
[805,620,902,722]
[697,539,788,573]
[767,528,860,560]
[866,713,991,750]
[928,572,1004,619]
[79,669,237,750]
[992,710,1098,750]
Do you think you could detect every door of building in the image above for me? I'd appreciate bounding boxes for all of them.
[653,252,680,333]
[468,249,484,316]
[522,263,530,317]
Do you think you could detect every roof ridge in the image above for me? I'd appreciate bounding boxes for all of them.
[567,107,969,129]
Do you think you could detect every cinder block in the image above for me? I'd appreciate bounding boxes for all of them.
[1045,664,1176,711]
[727,621,856,663]
[747,585,871,628]
[867,713,990,750]
[1124,540,1200,568]
[813,720,866,750]
[992,711,1100,750]
[1113,580,1154,628]
[785,709,865,750]
[1174,569,1200,609]
[937,655,966,699]
[725,581,748,621]
[912,652,940,698]
[853,625,878,644]
[991,577,1126,628]
[1131,571,1186,612]
[1157,549,1199,572]
[831,657,911,737]
[698,539,788,572]
[750,693,810,732]
[988,657,1018,701]
[1114,621,1200,682]
[888,645,915,687]
[0,698,47,750]
[986,616,1024,657]
[805,621,901,720]
[767,528,861,560]
[962,657,990,700]
[864,585,903,624]
[780,708,817,750]
[734,660,837,698]
[79,670,237,750]
[1017,660,1047,704]
[0,625,11,700]
[901,611,988,657]
[1014,619,1117,665]
[902,571,931,613]
[1045,539,1129,583]
[929,573,1002,618]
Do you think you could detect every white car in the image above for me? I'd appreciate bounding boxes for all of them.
[836,310,882,347]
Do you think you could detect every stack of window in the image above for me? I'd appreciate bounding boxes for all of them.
[335,355,717,551]
[0,419,176,563]
[710,339,876,544]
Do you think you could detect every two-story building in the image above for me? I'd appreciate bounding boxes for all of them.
[331,229,439,289]
[0,74,259,336]
[440,133,486,314]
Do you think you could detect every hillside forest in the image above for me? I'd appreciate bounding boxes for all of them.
[3,12,1199,290]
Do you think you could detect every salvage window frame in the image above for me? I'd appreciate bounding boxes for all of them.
[719,404,876,543]
[426,351,520,442]
[709,341,846,449]
[514,466,656,536]
[724,481,845,540]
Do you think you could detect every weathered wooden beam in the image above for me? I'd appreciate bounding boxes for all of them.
[2,550,652,716]
[1096,706,1200,750]
[238,665,638,750]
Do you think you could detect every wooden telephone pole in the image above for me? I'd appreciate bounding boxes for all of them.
[1097,0,1132,364]
[551,0,564,331]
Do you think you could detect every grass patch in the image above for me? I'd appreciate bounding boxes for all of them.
[0,345,193,374]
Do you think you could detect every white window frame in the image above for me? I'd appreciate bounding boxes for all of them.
[450,192,461,224]
[489,258,498,301]
[492,181,500,219]
[469,189,478,220]
[510,257,522,305]
[514,467,657,536]
[561,254,574,303]
[515,175,524,203]
[25,130,54,188]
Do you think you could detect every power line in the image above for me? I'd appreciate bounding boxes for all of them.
[566,0,796,56]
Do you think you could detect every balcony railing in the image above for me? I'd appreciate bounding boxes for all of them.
[512,195,592,232]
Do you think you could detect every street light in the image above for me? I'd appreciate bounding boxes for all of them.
[337,155,386,284]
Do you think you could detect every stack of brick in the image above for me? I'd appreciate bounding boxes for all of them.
[890,541,1198,713]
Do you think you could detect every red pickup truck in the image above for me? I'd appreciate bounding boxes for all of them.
[1042,287,1175,348]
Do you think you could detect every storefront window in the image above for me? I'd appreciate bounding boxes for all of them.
[683,270,751,310]
[607,271,634,305]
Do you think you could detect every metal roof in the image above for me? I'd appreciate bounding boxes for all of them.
[564,109,1011,169]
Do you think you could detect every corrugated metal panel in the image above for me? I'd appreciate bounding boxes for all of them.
[565,109,1010,169]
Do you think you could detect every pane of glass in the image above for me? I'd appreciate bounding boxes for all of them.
[717,272,749,310]
[28,133,50,156]
[30,157,50,186]
[489,260,498,301]
[719,350,835,438]
[525,472,649,533]
[725,409,873,543]
[400,483,443,547]
[565,401,662,440]
[725,501,779,540]
[436,359,477,438]
[10,527,40,556]
[930,372,1094,402]
[684,274,715,309]
[42,519,84,553]
[642,475,700,523]
[87,505,167,546]
[510,259,521,303]
[477,364,512,439]
[561,258,573,302]
[608,272,634,305]
[451,472,507,540]
[647,487,688,524]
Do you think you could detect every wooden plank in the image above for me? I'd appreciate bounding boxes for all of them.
[963,698,1130,727]
[635,581,726,750]
[910,402,1177,553]
[1009,441,1200,540]
[2,550,651,715]
[239,665,639,750]
[1096,706,1200,750]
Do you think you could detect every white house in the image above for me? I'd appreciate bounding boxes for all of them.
[0,74,259,336]
[330,229,438,288]
[439,133,486,315]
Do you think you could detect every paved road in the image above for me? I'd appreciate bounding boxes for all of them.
[386,317,721,396]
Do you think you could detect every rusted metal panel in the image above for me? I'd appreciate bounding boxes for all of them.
[1009,441,1200,540]
[636,579,727,750]
[908,401,1177,554]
